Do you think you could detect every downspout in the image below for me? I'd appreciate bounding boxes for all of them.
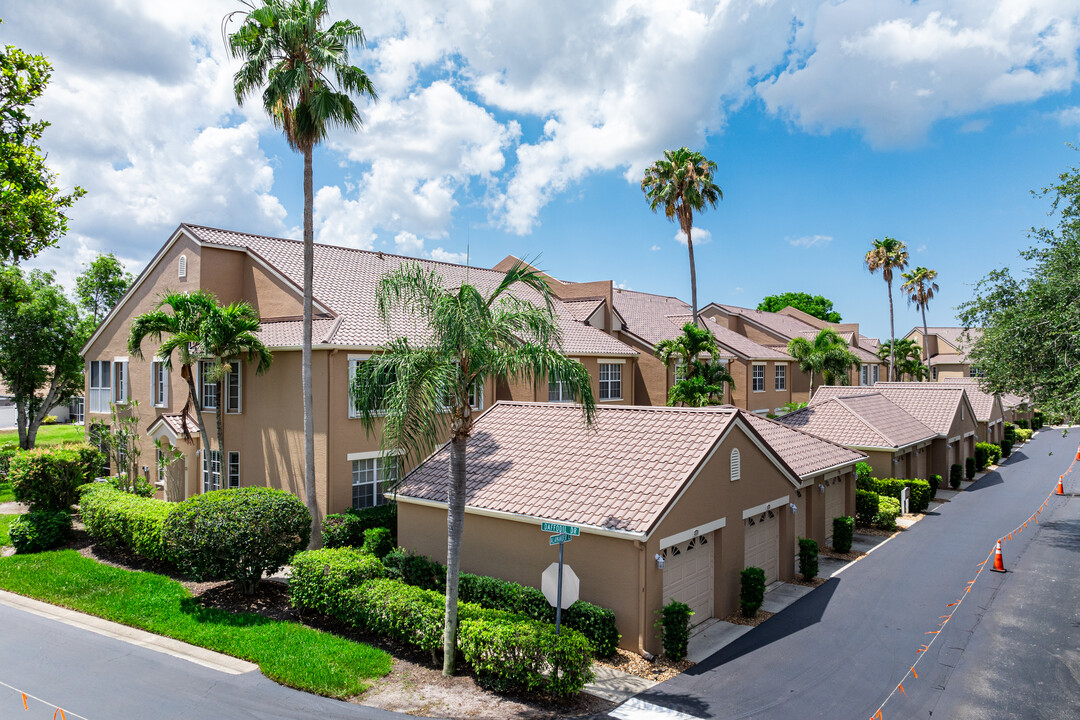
[634,539,653,659]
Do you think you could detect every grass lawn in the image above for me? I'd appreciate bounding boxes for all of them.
[0,551,392,697]
[0,514,14,546]
[0,482,12,504]
[0,424,85,449]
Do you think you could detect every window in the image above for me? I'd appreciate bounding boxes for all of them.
[775,363,786,391]
[674,360,686,382]
[178,254,187,279]
[226,364,242,414]
[861,365,870,386]
[69,397,84,424]
[89,361,112,413]
[932,367,938,381]
[113,360,128,404]
[151,361,168,407]
[752,364,765,392]
[468,380,483,411]
[202,450,221,493]
[227,451,240,488]
[156,448,165,485]
[549,377,572,402]
[730,448,741,481]
[872,365,879,384]
[348,357,394,418]
[598,363,622,400]
[969,366,981,378]
[199,360,218,410]
[352,456,397,509]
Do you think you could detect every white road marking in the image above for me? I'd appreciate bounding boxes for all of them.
[610,697,704,719]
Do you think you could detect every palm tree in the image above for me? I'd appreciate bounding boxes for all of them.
[641,148,722,323]
[227,0,377,547]
[655,322,718,371]
[878,338,927,381]
[787,328,862,394]
[901,266,939,362]
[865,237,909,381]
[352,261,595,676]
[655,322,734,405]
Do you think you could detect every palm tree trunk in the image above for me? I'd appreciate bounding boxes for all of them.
[887,279,896,381]
[683,213,699,325]
[443,434,467,676]
[921,302,930,370]
[216,379,225,489]
[303,145,320,548]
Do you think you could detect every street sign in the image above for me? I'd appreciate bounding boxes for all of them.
[540,522,580,536]
[549,533,573,545]
[542,562,579,610]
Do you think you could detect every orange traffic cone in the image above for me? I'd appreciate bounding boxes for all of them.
[1075,450,1080,461]
[1058,476,1066,496]
[991,540,1006,573]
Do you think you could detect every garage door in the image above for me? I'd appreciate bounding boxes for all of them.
[662,535,713,625]
[744,512,779,584]
[825,481,845,544]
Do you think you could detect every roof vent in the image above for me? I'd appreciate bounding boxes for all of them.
[178,254,187,279]
[730,448,741,481]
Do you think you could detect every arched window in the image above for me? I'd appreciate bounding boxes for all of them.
[178,254,187,279]
[730,448,741,481]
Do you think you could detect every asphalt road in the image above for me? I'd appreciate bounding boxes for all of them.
[626,428,1080,720]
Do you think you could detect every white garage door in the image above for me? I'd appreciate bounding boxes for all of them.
[745,512,779,584]
[825,481,845,544]
[662,535,713,625]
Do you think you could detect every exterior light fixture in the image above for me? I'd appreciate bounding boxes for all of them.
[789,503,798,513]
[655,554,665,570]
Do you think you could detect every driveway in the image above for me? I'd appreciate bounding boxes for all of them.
[618,429,1078,720]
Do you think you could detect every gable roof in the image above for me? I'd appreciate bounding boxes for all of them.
[146,411,200,443]
[395,402,825,538]
[740,412,867,476]
[707,303,880,364]
[811,383,972,436]
[778,393,936,450]
[938,378,1003,422]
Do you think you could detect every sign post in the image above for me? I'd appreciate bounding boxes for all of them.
[541,521,581,635]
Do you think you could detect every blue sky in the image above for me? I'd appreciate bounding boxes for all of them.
[7,1,1080,341]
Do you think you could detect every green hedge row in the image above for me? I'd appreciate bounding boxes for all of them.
[10,445,105,512]
[856,476,932,513]
[290,547,388,617]
[322,504,397,549]
[855,489,879,526]
[79,485,172,562]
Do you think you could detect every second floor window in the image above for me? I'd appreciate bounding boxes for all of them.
[752,364,765,392]
[199,360,217,410]
[226,364,242,414]
[598,363,622,400]
[152,361,168,406]
[549,377,571,402]
[775,364,786,391]
[861,365,870,386]
[89,360,111,413]
[113,360,128,404]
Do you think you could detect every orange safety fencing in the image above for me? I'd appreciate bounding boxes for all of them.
[868,442,1079,720]
[0,678,88,719]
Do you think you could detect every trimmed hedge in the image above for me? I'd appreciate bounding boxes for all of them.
[874,496,900,531]
[361,527,394,559]
[78,485,171,563]
[740,567,766,617]
[10,445,105,511]
[857,476,932,513]
[655,600,693,661]
[974,444,989,471]
[322,504,397,549]
[928,474,941,499]
[965,457,976,480]
[855,489,879,526]
[289,548,387,617]
[832,516,854,553]
[1015,428,1033,442]
[978,442,1002,467]
[798,537,818,581]
[1000,439,1012,458]
[1003,423,1017,445]
[9,510,72,553]
[950,464,963,489]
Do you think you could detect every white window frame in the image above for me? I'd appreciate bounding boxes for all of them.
[113,357,129,405]
[774,363,786,392]
[598,362,622,401]
[89,360,112,413]
[151,361,168,407]
[548,377,572,402]
[351,454,398,509]
[156,448,165,486]
[861,365,870,386]
[872,365,880,384]
[198,360,218,410]
[226,364,242,414]
[752,363,765,393]
[178,254,187,279]
[468,380,483,411]
[202,449,221,493]
[227,451,240,488]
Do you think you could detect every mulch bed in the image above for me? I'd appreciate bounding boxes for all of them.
[594,648,692,683]
[721,610,774,627]
[789,576,828,588]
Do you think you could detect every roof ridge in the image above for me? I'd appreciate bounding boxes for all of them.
[746,409,865,455]
[490,400,737,414]
[833,396,896,446]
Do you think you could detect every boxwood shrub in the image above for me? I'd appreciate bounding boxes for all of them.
[855,489,879,526]
[654,600,693,661]
[950,463,963,489]
[978,442,1002,466]
[928,474,941,499]
[361,526,395,559]
[857,476,932,513]
[10,445,104,511]
[832,516,854,553]
[874,496,901,531]
[740,567,766,617]
[1003,423,1017,445]
[78,484,172,563]
[163,487,311,593]
[289,547,387,617]
[797,537,819,580]
[322,503,397,549]
[965,457,976,480]
[9,509,72,553]
[1000,439,1012,459]
[1015,428,1033,443]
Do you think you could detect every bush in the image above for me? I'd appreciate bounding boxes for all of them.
[343,578,446,652]
[655,600,693,661]
[739,567,766,617]
[854,461,873,483]
[1000,439,1012,458]
[965,457,976,480]
[383,547,446,590]
[42,415,58,425]
[1016,419,1029,429]
[950,464,963,489]
[1003,423,1016,445]
[1033,411,1044,429]
[107,474,155,498]
[855,489,879,526]
[78,485,171,562]
[361,526,395,559]
[974,444,989,471]
[163,488,311,593]
[0,447,17,479]
[1015,428,1033,442]
[874,496,900,531]
[857,476,932,514]
[798,537,819,581]
[928,474,941,499]
[9,510,72,553]
[984,442,1002,465]
[322,503,397,549]
[10,445,104,511]
[563,601,620,658]
[289,547,387,617]
[832,516,854,553]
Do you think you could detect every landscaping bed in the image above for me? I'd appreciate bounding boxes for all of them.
[594,648,692,683]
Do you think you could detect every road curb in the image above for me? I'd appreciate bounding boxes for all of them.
[0,589,258,675]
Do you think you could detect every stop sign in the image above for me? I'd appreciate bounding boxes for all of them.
[541,562,579,609]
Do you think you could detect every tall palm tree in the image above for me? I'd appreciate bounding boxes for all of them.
[352,261,595,676]
[787,328,862,394]
[877,338,925,381]
[865,237,909,381]
[655,322,718,371]
[901,266,939,362]
[227,0,377,546]
[641,148,722,323]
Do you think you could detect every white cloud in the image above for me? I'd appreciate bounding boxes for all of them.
[789,234,834,248]
[916,244,929,253]
[959,118,990,133]
[392,231,468,265]
[1053,106,1080,125]
[673,227,712,246]
[650,244,662,251]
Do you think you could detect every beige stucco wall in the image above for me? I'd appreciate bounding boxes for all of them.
[730,360,791,415]
[493,356,636,406]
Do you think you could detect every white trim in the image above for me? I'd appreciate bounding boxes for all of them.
[112,356,129,363]
[225,364,242,414]
[963,431,976,439]
[151,361,169,408]
[742,495,790,520]
[752,361,767,366]
[346,449,404,461]
[659,517,727,550]
[948,435,961,443]
[600,358,626,364]
[347,353,372,361]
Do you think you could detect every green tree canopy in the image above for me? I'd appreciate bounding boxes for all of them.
[757,292,842,323]
[655,322,734,406]
[786,327,862,394]
[75,253,134,324]
[1,26,84,263]
[877,338,927,382]
[959,157,1080,420]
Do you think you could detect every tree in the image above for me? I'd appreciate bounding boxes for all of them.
[641,147,722,323]
[351,261,595,676]
[0,267,88,448]
[228,0,377,548]
[75,253,134,325]
[900,266,939,360]
[877,338,927,381]
[958,156,1080,420]
[655,322,734,406]
[786,328,862,394]
[757,292,842,323]
[865,237,909,381]
[1,27,85,263]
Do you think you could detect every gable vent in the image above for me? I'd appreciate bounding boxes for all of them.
[730,448,741,482]
[178,254,187,279]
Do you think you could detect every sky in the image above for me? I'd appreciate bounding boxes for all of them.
[5,0,1080,341]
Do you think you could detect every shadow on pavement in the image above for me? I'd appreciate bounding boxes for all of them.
[683,578,841,675]
[965,472,1004,492]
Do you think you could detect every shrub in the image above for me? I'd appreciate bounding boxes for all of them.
[289,547,387,617]
[563,601,620,658]
[1016,419,1029,429]
[9,510,72,553]
[163,487,311,594]
[1003,423,1016,445]
[854,461,873,483]
[855,489,879,526]
[857,477,932,514]
[361,526,395,559]
[928,474,941,499]
[798,537,819,580]
[1000,439,1012,458]
[974,444,989,471]
[0,447,17,479]
[78,485,171,562]
[1033,411,1044,429]
[343,578,446,652]
[832,516,854,553]
[107,474,155,498]
[655,600,693,661]
[984,442,1002,465]
[322,503,397,549]
[383,547,446,590]
[965,457,976,480]
[42,415,58,425]
[950,464,963,489]
[10,445,104,511]
[1015,428,1033,442]
[739,567,766,617]
[874,496,900,531]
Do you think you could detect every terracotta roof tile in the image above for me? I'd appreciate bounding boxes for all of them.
[147,411,200,439]
[937,378,1003,422]
[810,383,969,436]
[741,412,866,476]
[779,393,935,450]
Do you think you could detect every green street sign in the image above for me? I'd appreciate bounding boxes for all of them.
[541,522,580,536]
[549,533,573,545]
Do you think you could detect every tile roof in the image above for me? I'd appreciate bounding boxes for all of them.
[779,393,936,450]
[811,383,970,436]
[938,378,1001,422]
[928,353,965,366]
[741,412,867,476]
[147,411,200,440]
[924,326,981,351]
[716,304,880,363]
[182,224,637,357]
[257,318,339,347]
